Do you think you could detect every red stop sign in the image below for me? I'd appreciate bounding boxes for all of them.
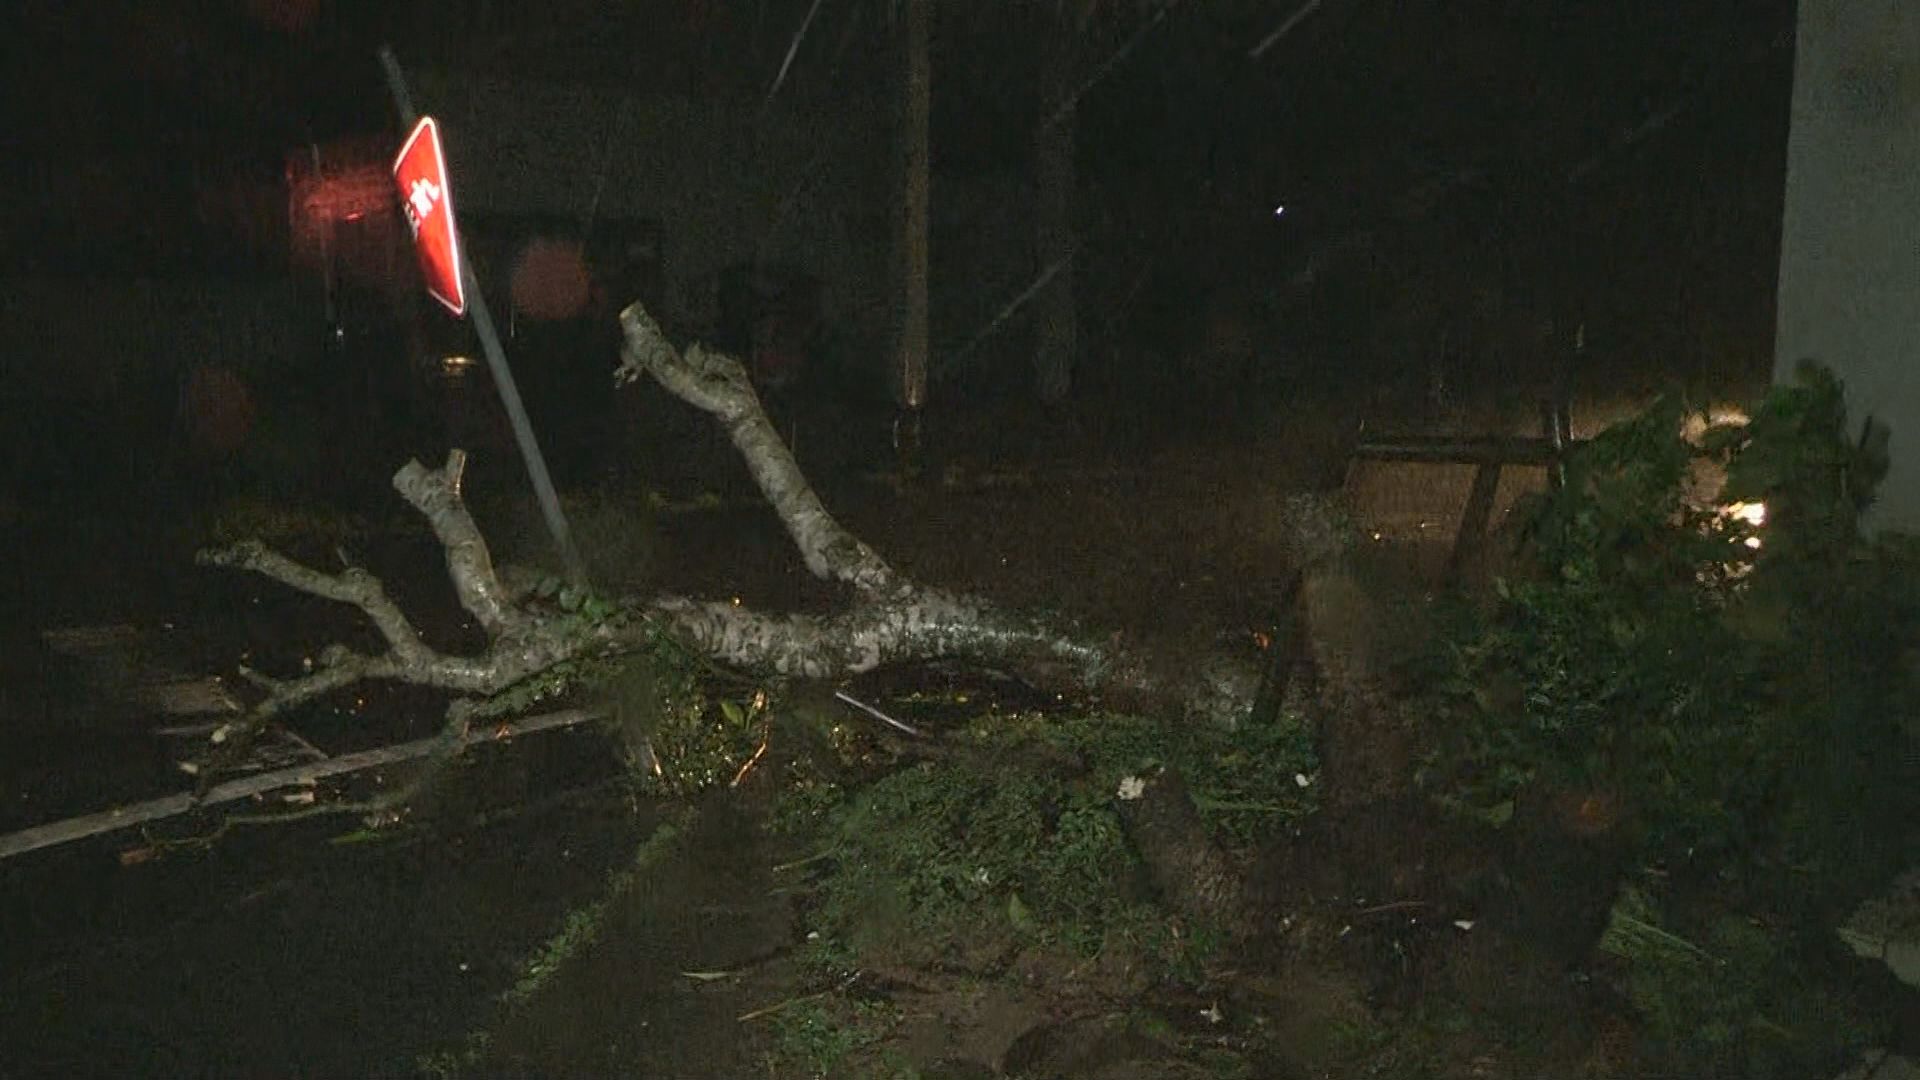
[392,116,467,317]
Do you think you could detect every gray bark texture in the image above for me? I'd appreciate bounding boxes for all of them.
[191,302,1381,777]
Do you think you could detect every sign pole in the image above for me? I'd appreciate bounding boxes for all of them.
[378,46,588,588]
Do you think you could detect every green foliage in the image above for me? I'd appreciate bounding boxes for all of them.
[974,710,1320,853]
[595,647,778,796]
[1424,365,1919,897]
[803,755,1143,966]
[1722,361,1891,559]
[1599,886,1881,1078]
[1418,364,1918,1072]
[1714,365,1920,913]
[466,602,782,797]
[766,998,907,1080]
[502,816,687,1008]
[789,709,1317,984]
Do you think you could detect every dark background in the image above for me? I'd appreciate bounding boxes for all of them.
[0,0,1798,504]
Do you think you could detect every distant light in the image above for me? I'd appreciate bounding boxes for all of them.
[441,355,475,375]
[1273,204,1287,217]
[1724,501,1766,551]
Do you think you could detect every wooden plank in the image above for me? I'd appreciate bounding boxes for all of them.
[1447,462,1504,580]
[0,708,604,862]
[1352,435,1572,468]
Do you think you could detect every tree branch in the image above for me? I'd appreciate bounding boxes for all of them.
[196,542,436,666]
[616,302,898,593]
[392,450,525,637]
[189,453,639,777]
[184,300,1315,784]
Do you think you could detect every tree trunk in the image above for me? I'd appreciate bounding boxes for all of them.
[1034,35,1077,405]
[895,0,932,411]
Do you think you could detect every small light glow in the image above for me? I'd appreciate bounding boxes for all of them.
[441,355,475,375]
[1723,501,1766,551]
[1273,204,1287,217]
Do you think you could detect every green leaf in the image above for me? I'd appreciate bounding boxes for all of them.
[1006,890,1035,932]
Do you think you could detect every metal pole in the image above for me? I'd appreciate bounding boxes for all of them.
[378,46,587,588]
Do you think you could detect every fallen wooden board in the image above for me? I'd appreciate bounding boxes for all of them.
[0,707,603,862]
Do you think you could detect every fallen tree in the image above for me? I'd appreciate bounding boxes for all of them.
[2,298,1395,893]
[182,301,1366,778]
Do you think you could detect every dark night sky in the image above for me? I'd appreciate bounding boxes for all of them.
[0,0,1796,280]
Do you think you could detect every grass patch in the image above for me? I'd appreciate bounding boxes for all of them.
[765,996,908,1079]
[414,811,690,1077]
[784,707,1316,986]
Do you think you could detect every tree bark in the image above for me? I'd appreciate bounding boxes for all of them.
[895,0,931,411]
[32,299,1399,926]
[168,299,1297,805]
[1034,31,1078,404]
[102,293,1445,897]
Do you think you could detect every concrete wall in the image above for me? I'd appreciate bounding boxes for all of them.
[1774,0,1920,532]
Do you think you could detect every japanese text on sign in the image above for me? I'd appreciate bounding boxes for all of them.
[391,116,467,316]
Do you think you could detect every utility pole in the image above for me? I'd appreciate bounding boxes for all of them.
[897,0,932,416]
[1034,26,1078,405]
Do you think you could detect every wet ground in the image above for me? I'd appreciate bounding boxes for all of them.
[0,383,1566,1078]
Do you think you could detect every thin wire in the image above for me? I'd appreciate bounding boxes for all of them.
[581,96,629,241]
[946,251,1077,375]
[1038,0,1183,134]
[765,0,828,110]
[1248,0,1323,60]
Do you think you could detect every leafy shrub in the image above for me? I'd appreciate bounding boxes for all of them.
[1419,363,1919,1071]
[1424,364,1918,907]
[1599,885,1879,1078]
